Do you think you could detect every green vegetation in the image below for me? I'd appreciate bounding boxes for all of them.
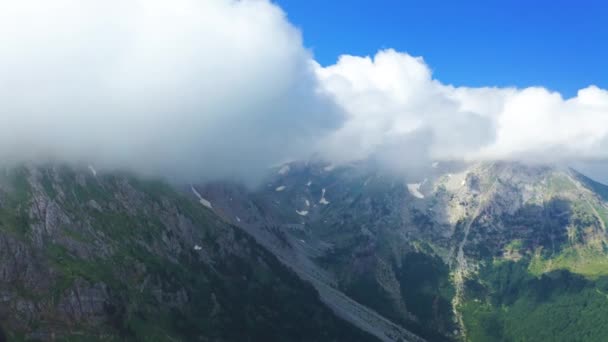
[529,246,608,279]
[459,178,608,341]
[0,206,30,238]
[397,252,455,341]
[591,202,608,230]
[462,259,608,341]
[547,173,578,194]
[0,167,32,239]
[343,270,403,325]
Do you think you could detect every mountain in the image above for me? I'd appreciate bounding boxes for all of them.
[198,160,608,341]
[4,160,608,341]
[0,164,377,341]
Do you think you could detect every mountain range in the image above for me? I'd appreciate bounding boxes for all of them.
[2,160,608,341]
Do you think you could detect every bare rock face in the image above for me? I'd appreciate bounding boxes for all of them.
[57,279,110,323]
[0,233,50,292]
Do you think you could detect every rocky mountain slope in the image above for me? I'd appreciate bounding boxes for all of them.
[0,164,377,341]
[198,160,608,341]
[4,160,608,341]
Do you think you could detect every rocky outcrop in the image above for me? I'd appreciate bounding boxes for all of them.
[57,279,110,323]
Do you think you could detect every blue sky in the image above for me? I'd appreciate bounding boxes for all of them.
[274,0,607,98]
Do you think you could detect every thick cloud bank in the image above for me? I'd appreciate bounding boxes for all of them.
[1,1,608,183]
[316,50,608,171]
[0,0,341,183]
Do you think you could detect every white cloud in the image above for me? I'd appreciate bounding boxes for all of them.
[0,0,341,184]
[479,86,608,161]
[315,50,608,170]
[1,1,608,184]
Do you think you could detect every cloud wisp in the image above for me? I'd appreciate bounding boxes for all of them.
[1,0,608,183]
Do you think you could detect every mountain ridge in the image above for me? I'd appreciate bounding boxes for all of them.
[3,159,608,341]
[197,159,608,341]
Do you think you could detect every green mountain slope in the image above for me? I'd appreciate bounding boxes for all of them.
[0,165,377,342]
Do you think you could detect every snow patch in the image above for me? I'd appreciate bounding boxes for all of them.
[305,199,310,207]
[236,216,241,222]
[88,165,97,177]
[199,198,212,209]
[323,164,335,172]
[407,183,425,199]
[194,245,202,251]
[296,210,309,216]
[306,180,312,186]
[191,185,213,209]
[278,165,290,175]
[461,180,466,186]
[319,188,330,205]
[275,185,286,192]
[432,161,439,168]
